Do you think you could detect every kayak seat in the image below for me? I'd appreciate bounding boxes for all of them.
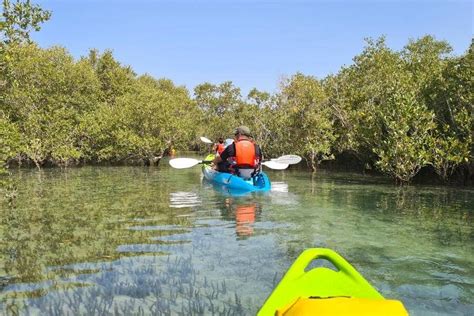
[237,168,254,180]
[276,296,408,316]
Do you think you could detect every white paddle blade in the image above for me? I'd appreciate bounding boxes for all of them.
[200,136,213,144]
[224,138,234,147]
[169,158,200,169]
[273,155,302,165]
[262,161,289,170]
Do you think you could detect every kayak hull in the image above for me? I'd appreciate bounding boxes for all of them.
[202,155,271,192]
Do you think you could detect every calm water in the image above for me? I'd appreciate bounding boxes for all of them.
[1,161,473,315]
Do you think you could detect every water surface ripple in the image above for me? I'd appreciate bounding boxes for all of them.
[1,164,473,315]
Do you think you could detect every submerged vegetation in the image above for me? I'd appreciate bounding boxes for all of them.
[0,1,472,184]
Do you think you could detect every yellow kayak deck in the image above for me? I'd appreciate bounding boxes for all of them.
[258,248,408,316]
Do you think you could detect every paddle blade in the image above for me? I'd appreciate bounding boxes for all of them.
[262,161,289,170]
[200,136,213,144]
[273,155,302,165]
[224,138,234,147]
[169,158,200,169]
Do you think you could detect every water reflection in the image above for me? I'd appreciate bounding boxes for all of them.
[235,203,257,237]
[271,181,289,193]
[169,191,201,209]
[220,198,260,238]
[1,167,473,315]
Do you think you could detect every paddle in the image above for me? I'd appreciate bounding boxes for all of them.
[169,158,212,169]
[262,160,289,170]
[169,157,291,170]
[271,155,302,165]
[200,136,233,146]
[200,136,213,144]
[199,137,302,164]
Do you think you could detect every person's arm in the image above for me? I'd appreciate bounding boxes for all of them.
[214,143,235,164]
[254,144,262,172]
[213,145,229,164]
[256,145,263,161]
[213,155,223,164]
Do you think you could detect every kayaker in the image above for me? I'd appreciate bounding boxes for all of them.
[213,137,225,155]
[213,126,262,179]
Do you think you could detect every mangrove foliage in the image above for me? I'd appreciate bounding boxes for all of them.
[1,1,472,184]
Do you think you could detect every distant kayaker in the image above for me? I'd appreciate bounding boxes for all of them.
[213,126,262,179]
[213,137,225,155]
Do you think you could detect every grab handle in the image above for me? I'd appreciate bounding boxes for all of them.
[284,248,360,279]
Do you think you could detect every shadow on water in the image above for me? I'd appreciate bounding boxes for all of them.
[1,166,473,315]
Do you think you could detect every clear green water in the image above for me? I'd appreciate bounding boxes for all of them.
[1,162,473,315]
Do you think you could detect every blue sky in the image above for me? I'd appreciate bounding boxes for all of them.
[32,0,473,95]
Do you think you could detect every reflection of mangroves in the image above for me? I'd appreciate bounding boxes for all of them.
[0,167,196,286]
[304,174,474,245]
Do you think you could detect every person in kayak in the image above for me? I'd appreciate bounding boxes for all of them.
[213,137,225,155]
[213,126,262,179]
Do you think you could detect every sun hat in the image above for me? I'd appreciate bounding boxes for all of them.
[234,126,251,137]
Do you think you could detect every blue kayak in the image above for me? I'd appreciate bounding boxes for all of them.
[202,155,271,193]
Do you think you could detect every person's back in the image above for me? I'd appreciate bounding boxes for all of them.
[214,137,225,155]
[233,135,259,179]
[213,126,262,179]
